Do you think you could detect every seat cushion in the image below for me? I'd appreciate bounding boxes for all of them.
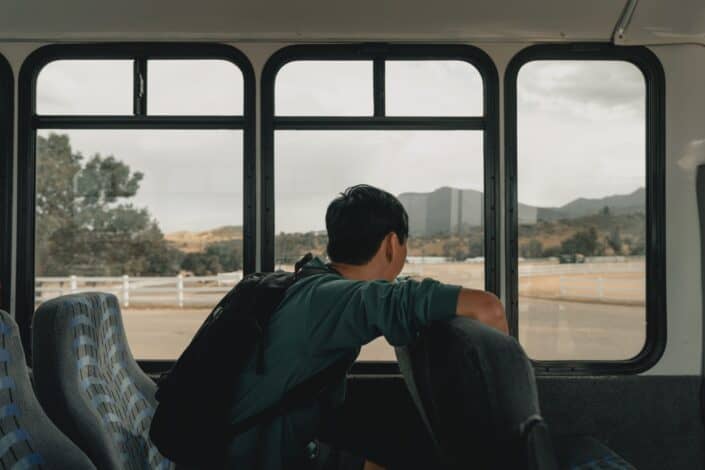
[396,317,544,468]
[32,293,171,470]
[0,309,95,469]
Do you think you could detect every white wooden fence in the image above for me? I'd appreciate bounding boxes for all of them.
[36,260,646,308]
[35,272,243,308]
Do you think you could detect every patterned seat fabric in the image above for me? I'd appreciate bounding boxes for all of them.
[0,309,95,470]
[32,293,172,470]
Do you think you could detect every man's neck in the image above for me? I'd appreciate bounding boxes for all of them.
[329,262,383,281]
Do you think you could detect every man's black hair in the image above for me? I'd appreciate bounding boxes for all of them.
[326,184,409,265]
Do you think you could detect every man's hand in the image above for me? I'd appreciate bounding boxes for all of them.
[455,289,509,334]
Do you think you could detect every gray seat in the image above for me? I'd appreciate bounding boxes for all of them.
[32,292,172,470]
[0,309,95,469]
[396,317,634,469]
[395,317,556,469]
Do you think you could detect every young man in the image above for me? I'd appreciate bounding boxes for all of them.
[226,185,508,469]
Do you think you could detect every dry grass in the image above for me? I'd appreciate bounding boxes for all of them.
[520,271,644,306]
[165,226,242,253]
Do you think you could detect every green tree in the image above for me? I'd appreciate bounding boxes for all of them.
[442,238,467,261]
[467,240,484,258]
[560,227,601,256]
[520,239,543,258]
[275,232,327,264]
[606,226,623,255]
[542,245,561,257]
[629,236,646,256]
[36,133,180,276]
[181,241,243,275]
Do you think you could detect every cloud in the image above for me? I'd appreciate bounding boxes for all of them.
[518,61,645,120]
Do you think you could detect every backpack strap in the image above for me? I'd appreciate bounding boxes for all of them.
[231,253,348,435]
[253,254,336,374]
[295,253,340,280]
[228,357,352,436]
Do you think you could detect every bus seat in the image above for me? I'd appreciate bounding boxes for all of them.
[32,293,173,470]
[0,309,95,469]
[395,317,635,469]
[554,436,636,470]
[395,317,553,469]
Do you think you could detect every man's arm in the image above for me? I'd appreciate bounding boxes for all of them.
[305,277,461,353]
[304,277,507,356]
[455,288,509,334]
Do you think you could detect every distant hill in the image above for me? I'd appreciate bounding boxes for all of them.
[166,225,243,253]
[399,186,645,233]
[534,187,645,222]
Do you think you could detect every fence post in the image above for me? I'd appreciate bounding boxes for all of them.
[597,278,604,300]
[122,275,130,308]
[177,274,184,308]
[70,275,77,293]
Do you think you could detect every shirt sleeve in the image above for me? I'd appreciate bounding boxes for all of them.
[304,276,461,355]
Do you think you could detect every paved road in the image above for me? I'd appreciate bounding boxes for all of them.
[122,297,645,362]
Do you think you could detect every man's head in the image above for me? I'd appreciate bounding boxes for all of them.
[326,184,408,281]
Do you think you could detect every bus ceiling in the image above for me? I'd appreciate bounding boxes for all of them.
[0,0,702,45]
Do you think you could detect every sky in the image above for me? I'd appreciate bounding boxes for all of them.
[36,58,645,234]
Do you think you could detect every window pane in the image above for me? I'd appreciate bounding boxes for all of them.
[35,129,243,360]
[275,61,373,116]
[275,130,484,361]
[386,61,483,116]
[516,60,646,361]
[37,60,133,115]
[147,60,244,115]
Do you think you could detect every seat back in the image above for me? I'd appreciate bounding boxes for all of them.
[395,317,558,469]
[0,309,95,469]
[32,292,172,470]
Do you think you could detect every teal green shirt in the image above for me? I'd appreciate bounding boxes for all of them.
[226,258,460,468]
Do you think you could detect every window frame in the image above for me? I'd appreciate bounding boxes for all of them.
[16,43,256,358]
[262,44,499,372]
[504,43,666,375]
[0,54,12,313]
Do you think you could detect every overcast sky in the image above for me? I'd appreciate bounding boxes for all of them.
[36,58,645,234]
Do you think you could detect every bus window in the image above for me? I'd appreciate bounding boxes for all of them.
[267,47,497,362]
[147,60,244,115]
[275,61,373,116]
[37,60,133,115]
[274,130,485,285]
[515,60,647,361]
[26,47,254,360]
[386,61,483,116]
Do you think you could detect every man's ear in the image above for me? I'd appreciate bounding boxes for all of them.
[384,233,394,262]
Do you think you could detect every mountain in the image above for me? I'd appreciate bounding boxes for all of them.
[165,225,243,253]
[534,188,645,222]
[399,187,645,236]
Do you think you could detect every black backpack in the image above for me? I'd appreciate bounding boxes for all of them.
[149,254,351,468]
